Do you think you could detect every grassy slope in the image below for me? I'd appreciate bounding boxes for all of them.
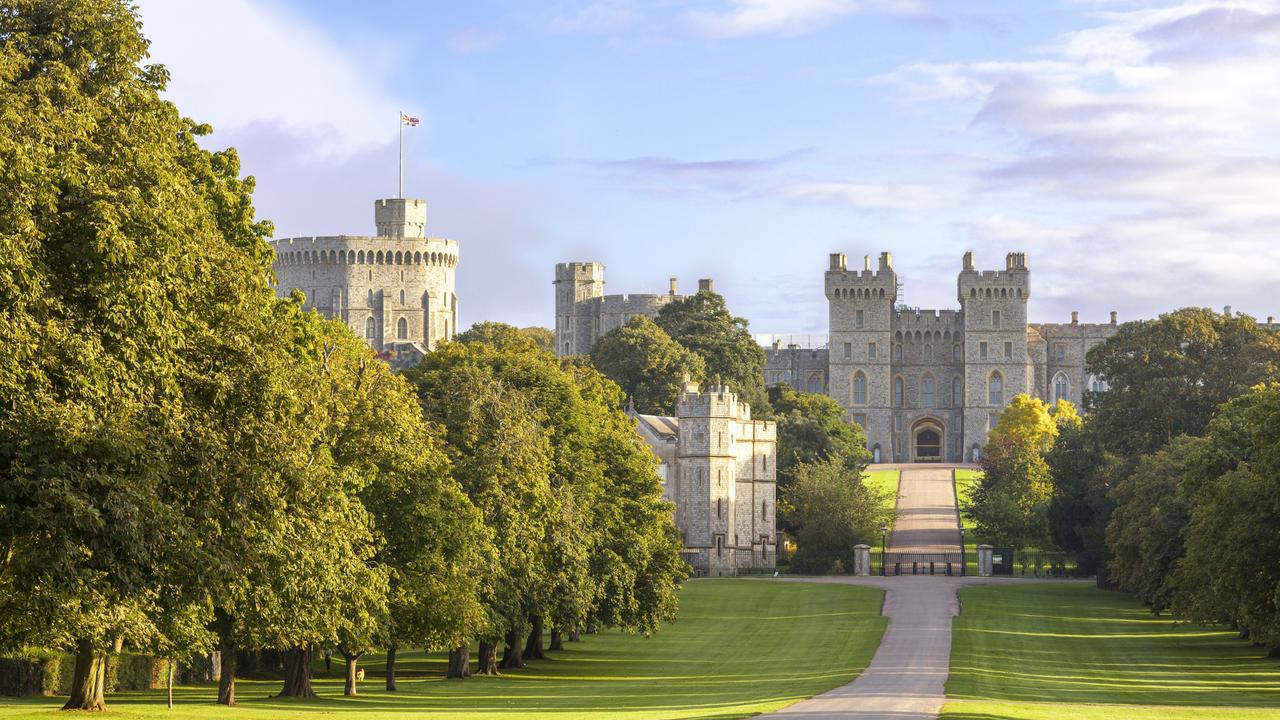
[0,579,886,720]
[862,468,901,518]
[942,583,1280,720]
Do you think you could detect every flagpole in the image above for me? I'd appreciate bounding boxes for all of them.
[398,112,404,199]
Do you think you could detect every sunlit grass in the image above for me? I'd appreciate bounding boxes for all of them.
[862,468,901,518]
[947,583,1280,713]
[940,699,1280,720]
[0,579,886,720]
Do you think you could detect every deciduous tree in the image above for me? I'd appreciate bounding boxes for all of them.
[590,316,705,415]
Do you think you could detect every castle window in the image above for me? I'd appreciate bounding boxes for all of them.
[988,371,1003,406]
[953,377,962,406]
[397,317,408,340]
[853,372,867,405]
[1090,375,1109,393]
[1054,343,1065,361]
[893,376,904,407]
[894,344,903,361]
[367,289,374,305]
[762,500,768,519]
[924,343,932,362]
[970,288,977,298]
[843,342,852,360]
[868,342,877,360]
[992,310,1001,329]
[895,415,904,432]
[364,317,376,340]
[717,498,723,520]
[980,342,988,360]
[1004,342,1013,359]
[1053,373,1069,404]
[922,375,935,408]
[953,344,961,362]
[988,412,999,430]
[806,373,822,394]
[855,309,864,328]
[399,289,406,305]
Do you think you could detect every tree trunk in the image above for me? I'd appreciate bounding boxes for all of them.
[523,616,546,660]
[215,614,237,706]
[61,638,108,711]
[447,646,472,679]
[167,658,174,709]
[342,651,362,696]
[550,630,563,652]
[499,628,525,669]
[569,628,581,642]
[278,647,316,698]
[476,642,499,676]
[385,646,397,691]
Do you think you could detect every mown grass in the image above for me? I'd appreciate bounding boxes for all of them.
[0,579,886,720]
[862,468,901,518]
[943,583,1280,719]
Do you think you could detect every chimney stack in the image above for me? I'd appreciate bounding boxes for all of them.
[963,251,975,271]
[669,277,678,295]
[1110,311,1118,325]
[829,253,847,271]
[1224,305,1233,316]
[864,255,873,271]
[1071,311,1079,325]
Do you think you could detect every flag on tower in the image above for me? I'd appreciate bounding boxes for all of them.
[401,113,420,126]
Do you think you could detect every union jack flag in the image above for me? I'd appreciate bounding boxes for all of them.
[400,113,420,127]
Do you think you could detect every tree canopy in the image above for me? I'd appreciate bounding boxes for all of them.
[590,316,705,415]
[654,291,771,415]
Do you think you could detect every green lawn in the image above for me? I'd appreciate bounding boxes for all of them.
[862,468,901,517]
[0,579,886,720]
[942,583,1280,720]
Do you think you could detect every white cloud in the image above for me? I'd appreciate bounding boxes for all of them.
[686,0,931,37]
[777,180,946,210]
[882,0,1280,319]
[136,0,408,160]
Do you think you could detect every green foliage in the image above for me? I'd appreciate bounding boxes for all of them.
[768,383,870,489]
[783,457,895,573]
[969,395,1068,551]
[518,326,556,353]
[1172,384,1280,649]
[590,316,705,415]
[1045,421,1117,575]
[654,290,771,415]
[1086,307,1280,458]
[454,321,551,354]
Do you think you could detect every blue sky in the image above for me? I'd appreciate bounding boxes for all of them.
[137,1,1280,335]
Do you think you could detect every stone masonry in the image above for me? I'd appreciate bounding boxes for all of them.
[269,198,459,368]
[632,380,777,576]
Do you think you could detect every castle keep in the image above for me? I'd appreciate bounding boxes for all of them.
[631,380,777,576]
[816,250,1118,463]
[269,198,459,367]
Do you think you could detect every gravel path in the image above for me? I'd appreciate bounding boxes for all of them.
[763,466,986,720]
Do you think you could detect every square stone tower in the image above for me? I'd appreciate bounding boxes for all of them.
[958,251,1031,458]
[554,262,605,356]
[827,252,897,462]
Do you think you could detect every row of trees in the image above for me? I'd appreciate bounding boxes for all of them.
[966,308,1280,651]
[0,3,684,711]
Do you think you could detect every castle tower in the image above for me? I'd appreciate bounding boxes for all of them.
[374,198,427,238]
[958,251,1030,458]
[676,379,743,577]
[554,262,605,356]
[827,252,897,461]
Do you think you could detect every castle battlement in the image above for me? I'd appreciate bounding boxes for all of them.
[896,309,963,326]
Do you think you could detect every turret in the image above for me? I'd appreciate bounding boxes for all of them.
[374,198,426,238]
[554,262,606,356]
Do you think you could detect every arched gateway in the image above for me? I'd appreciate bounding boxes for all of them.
[911,418,944,462]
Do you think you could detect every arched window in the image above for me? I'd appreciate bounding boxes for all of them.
[894,344,903,361]
[924,343,932,361]
[953,377,963,406]
[1053,372,1069,404]
[893,376,904,407]
[953,343,961,362]
[807,374,823,394]
[367,289,374,305]
[1089,374,1109,393]
[988,371,1003,406]
[364,317,376,340]
[922,375,935,408]
[399,289,406,305]
[852,372,868,405]
[396,317,408,340]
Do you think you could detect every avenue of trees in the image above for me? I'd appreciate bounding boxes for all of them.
[0,3,684,710]
[966,308,1280,652]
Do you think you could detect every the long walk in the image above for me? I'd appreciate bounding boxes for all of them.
[764,465,975,720]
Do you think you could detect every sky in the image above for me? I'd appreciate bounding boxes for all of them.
[135,0,1280,337]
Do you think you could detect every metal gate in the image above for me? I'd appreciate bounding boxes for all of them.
[882,552,965,576]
